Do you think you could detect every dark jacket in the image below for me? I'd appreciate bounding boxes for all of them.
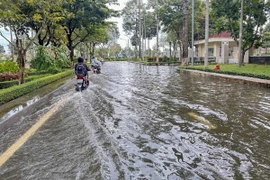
[75,63,90,76]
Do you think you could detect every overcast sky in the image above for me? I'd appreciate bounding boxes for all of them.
[108,0,129,48]
[0,29,10,53]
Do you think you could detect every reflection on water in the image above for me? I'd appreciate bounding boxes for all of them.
[0,75,73,121]
[0,96,40,121]
[0,62,269,179]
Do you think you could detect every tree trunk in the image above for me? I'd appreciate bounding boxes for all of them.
[173,41,176,60]
[179,41,182,62]
[241,49,245,65]
[16,38,26,85]
[169,42,172,58]
[148,38,150,57]
[92,43,96,56]
[69,47,74,66]
[18,49,26,85]
[182,0,189,66]
[67,32,75,65]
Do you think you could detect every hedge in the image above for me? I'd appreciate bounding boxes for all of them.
[0,74,49,89]
[0,70,73,105]
[179,67,270,80]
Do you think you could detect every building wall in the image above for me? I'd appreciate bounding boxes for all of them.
[195,39,257,64]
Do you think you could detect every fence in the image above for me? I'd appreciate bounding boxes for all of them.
[188,56,216,64]
[249,56,270,64]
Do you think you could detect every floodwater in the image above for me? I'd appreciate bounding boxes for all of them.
[0,61,269,180]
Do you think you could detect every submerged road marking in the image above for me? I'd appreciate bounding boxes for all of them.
[0,96,68,167]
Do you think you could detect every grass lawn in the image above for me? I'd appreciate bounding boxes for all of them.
[183,64,270,76]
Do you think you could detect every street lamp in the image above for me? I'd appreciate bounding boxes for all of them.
[191,0,194,66]
[204,0,209,68]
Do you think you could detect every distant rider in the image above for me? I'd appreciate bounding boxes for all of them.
[91,56,102,67]
[75,57,90,84]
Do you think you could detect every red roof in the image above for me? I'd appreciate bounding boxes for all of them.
[210,32,231,38]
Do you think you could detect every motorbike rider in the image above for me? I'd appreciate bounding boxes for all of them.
[75,57,90,85]
[91,56,102,67]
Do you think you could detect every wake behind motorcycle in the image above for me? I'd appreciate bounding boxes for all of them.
[75,75,89,91]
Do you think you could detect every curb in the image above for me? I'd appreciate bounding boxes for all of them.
[0,78,74,134]
[177,68,270,88]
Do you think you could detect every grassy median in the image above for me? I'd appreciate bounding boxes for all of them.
[0,70,74,105]
[179,64,270,80]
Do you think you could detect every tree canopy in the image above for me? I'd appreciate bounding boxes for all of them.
[211,0,269,64]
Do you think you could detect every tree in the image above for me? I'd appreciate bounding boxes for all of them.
[261,32,270,54]
[122,0,140,58]
[262,23,270,54]
[84,24,112,57]
[141,10,157,56]
[99,24,120,58]
[110,43,122,57]
[123,0,157,58]
[122,0,138,36]
[60,0,118,64]
[0,0,63,84]
[211,0,269,65]
[157,0,183,58]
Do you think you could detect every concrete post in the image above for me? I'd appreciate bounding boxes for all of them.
[221,41,229,64]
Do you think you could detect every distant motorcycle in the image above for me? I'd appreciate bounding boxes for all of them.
[91,65,101,74]
[75,75,89,91]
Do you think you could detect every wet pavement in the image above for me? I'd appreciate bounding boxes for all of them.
[0,61,270,180]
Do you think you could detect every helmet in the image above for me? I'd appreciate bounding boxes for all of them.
[78,57,84,63]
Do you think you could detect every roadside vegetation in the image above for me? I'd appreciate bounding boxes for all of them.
[0,70,73,105]
[0,47,73,104]
[0,0,119,104]
[179,64,270,80]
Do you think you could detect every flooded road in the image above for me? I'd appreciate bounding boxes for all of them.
[0,61,270,180]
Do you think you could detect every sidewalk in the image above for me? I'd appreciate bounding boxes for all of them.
[178,69,270,88]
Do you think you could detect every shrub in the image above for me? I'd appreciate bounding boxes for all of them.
[31,46,71,72]
[0,60,19,73]
[0,74,48,89]
[0,73,19,81]
[179,66,270,80]
[0,70,73,105]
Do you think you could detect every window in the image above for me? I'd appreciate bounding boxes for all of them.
[208,48,214,56]
[228,47,233,57]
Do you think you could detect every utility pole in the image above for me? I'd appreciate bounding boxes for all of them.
[191,0,195,66]
[238,0,244,67]
[144,13,147,60]
[156,13,159,62]
[204,0,209,68]
[138,0,142,60]
[142,12,144,61]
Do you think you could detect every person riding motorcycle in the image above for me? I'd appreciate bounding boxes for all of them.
[75,57,90,85]
[91,56,101,67]
[91,56,101,73]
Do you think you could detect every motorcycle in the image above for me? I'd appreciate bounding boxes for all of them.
[91,65,101,74]
[75,75,89,91]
